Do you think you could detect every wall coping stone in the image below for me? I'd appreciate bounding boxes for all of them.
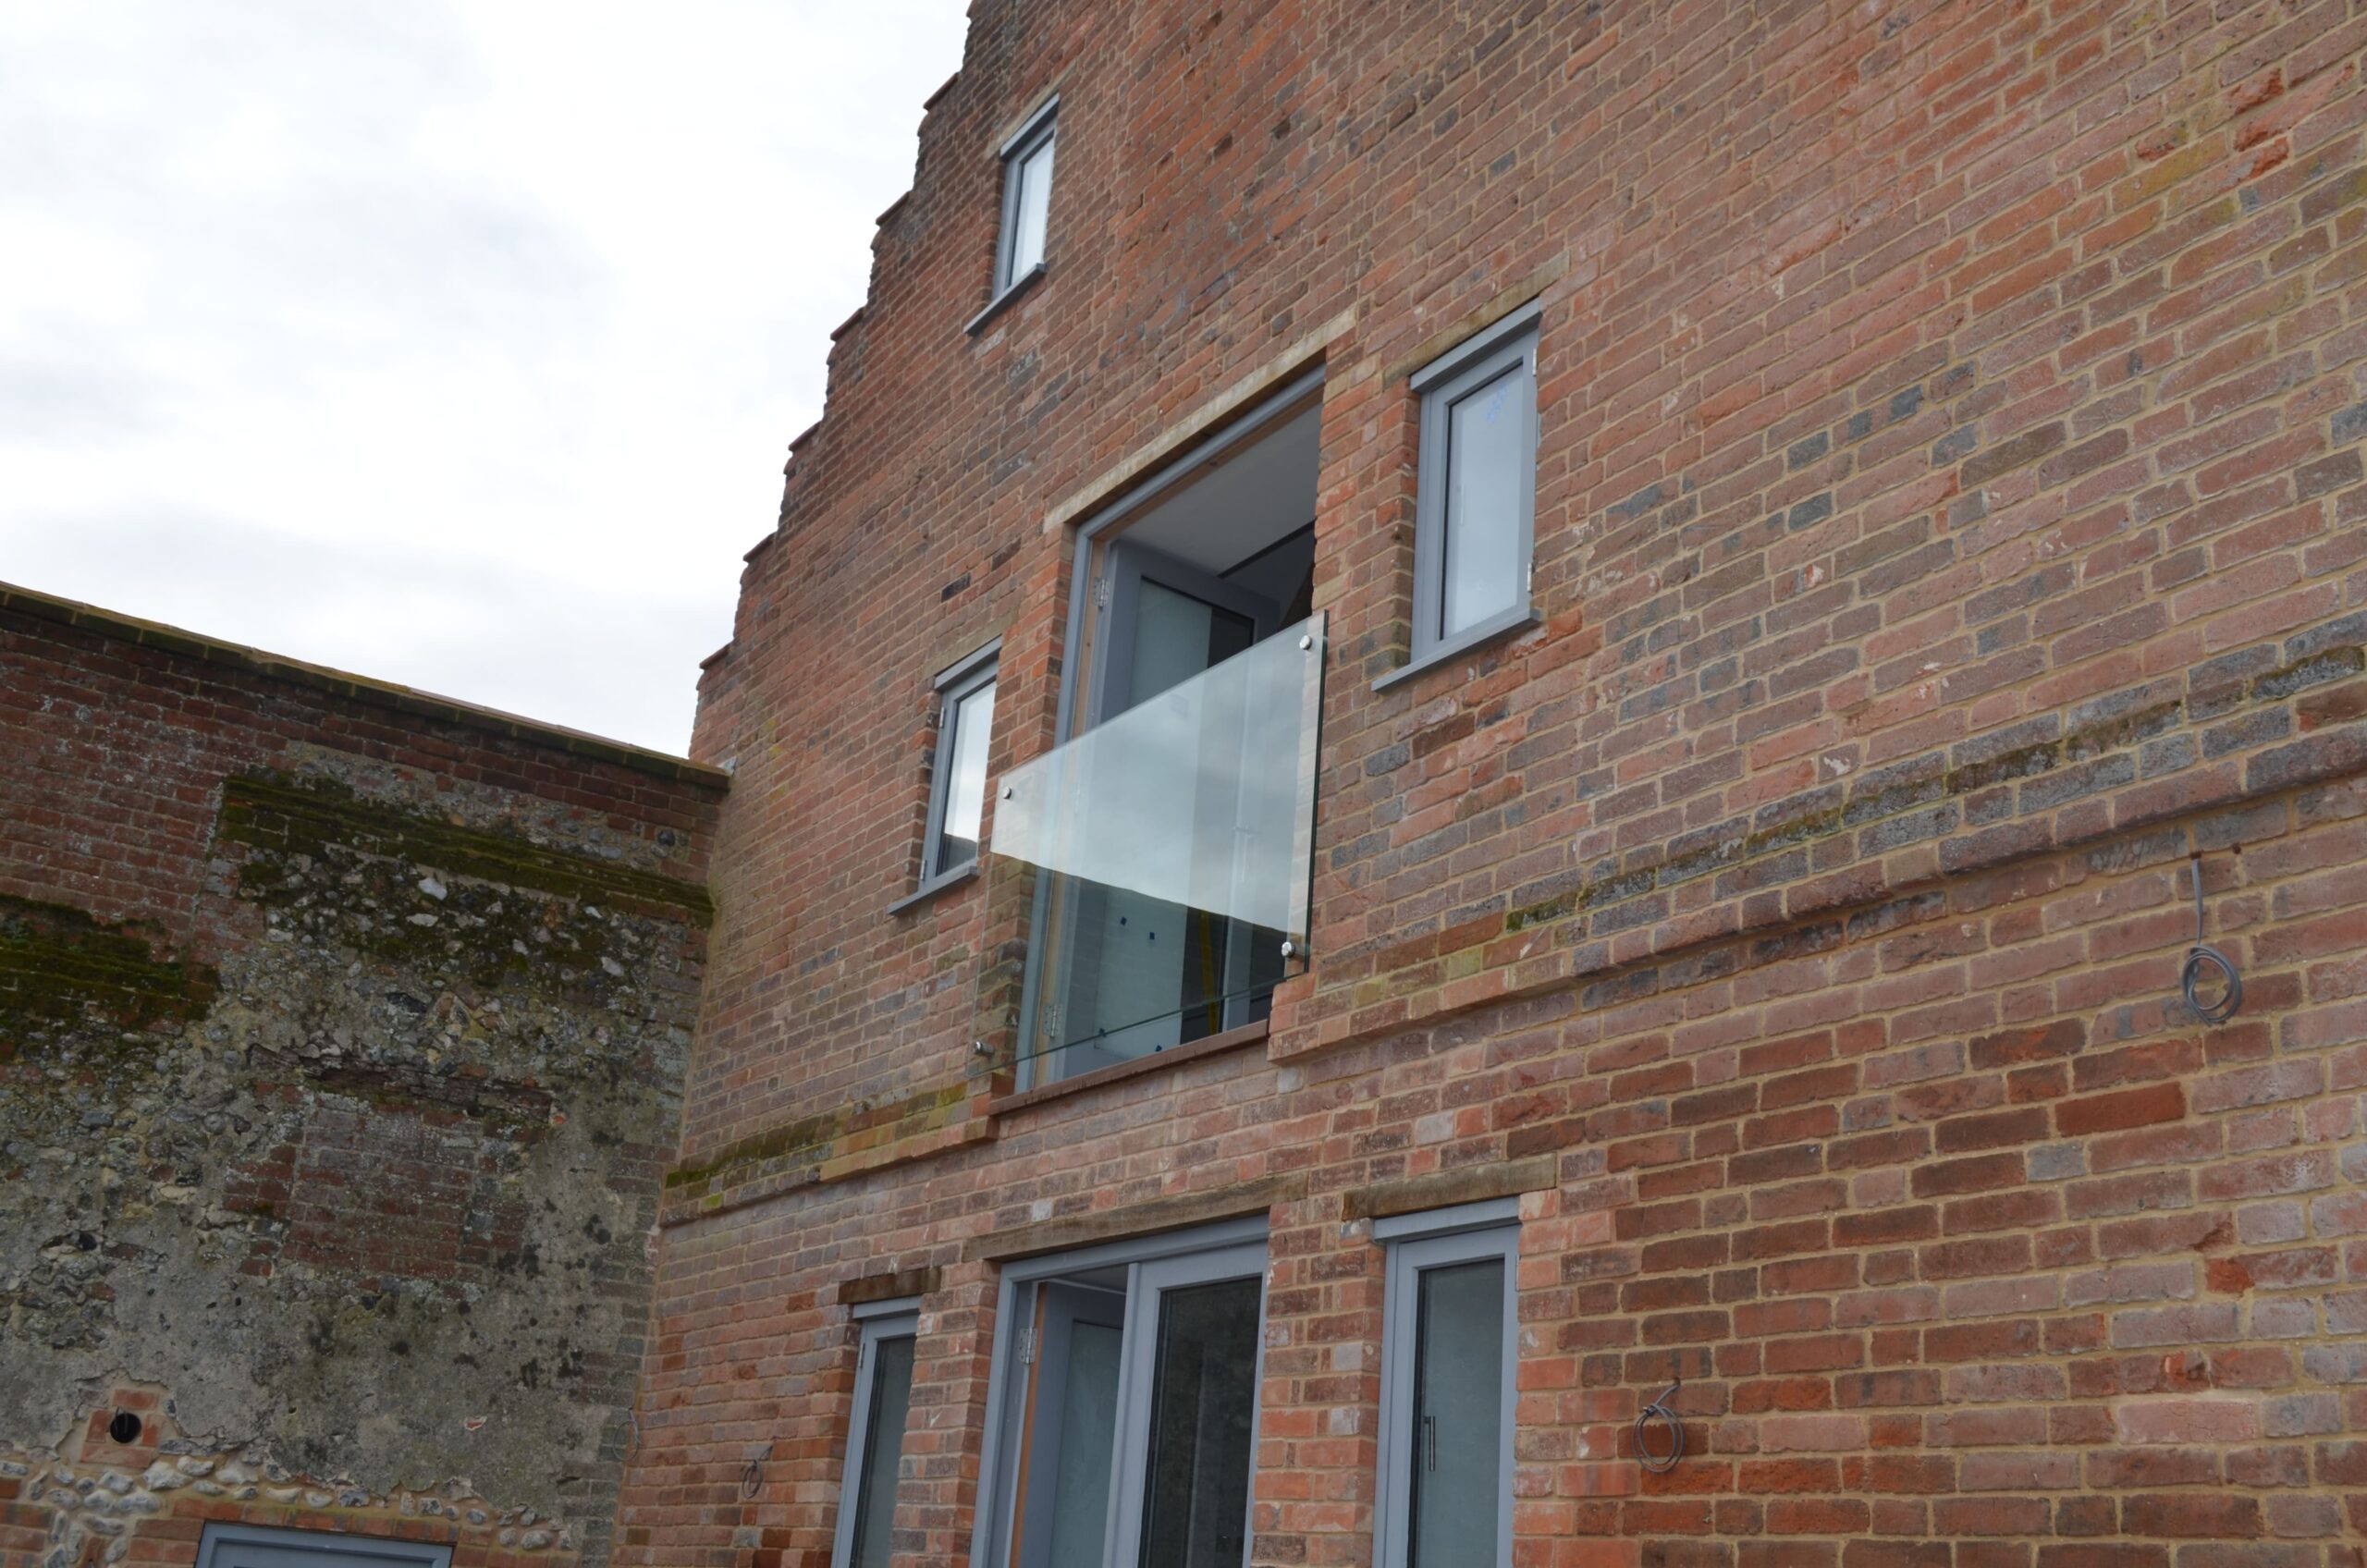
[1,580,730,790]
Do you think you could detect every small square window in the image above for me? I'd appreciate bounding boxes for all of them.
[832,1305,920,1568]
[1375,1207,1517,1568]
[1404,304,1540,672]
[996,103,1058,295]
[924,649,998,883]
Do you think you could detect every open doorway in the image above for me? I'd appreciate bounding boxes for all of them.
[1026,381,1322,1084]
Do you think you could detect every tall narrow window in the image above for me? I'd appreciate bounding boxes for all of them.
[920,646,997,889]
[1404,303,1540,671]
[833,1305,920,1568]
[996,102,1058,294]
[1376,1207,1518,1568]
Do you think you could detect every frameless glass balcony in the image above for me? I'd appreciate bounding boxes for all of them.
[987,613,1323,1084]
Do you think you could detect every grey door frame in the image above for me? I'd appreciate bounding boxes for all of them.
[1013,366,1326,1090]
[974,1215,1270,1568]
[1048,539,1285,1080]
[1372,1205,1520,1568]
[1010,1281,1128,1568]
[1091,540,1281,727]
[832,1299,924,1568]
[1105,1239,1270,1568]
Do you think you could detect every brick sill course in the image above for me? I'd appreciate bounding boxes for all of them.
[985,1018,1269,1118]
[657,1022,1270,1223]
[1282,639,2367,1064]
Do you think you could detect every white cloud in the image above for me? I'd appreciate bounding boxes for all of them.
[0,0,969,752]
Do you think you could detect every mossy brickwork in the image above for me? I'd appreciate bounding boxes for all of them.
[0,896,215,1043]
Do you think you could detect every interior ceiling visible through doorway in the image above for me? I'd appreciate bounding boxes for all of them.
[1119,402,1320,574]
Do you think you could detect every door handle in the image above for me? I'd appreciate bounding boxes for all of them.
[1423,1415,1436,1473]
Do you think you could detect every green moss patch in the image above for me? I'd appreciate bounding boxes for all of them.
[664,1079,970,1200]
[218,773,712,925]
[0,896,215,1042]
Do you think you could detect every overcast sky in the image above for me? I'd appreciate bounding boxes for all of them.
[0,0,969,753]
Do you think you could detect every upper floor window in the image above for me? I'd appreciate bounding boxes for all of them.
[996,100,1058,294]
[1405,302,1540,668]
[831,1300,920,1568]
[1374,1201,1518,1568]
[925,646,998,883]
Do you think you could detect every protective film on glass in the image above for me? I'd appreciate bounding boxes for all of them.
[989,613,1323,1076]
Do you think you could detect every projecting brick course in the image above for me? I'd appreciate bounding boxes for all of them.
[636,2,2367,1567]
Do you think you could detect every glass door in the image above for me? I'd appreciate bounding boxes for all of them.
[1050,542,1282,1076]
[983,1226,1271,1568]
[1011,1284,1128,1568]
[1108,1243,1267,1568]
[1378,1228,1517,1568]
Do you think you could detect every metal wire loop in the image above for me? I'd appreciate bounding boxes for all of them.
[2182,851,2242,1025]
[1636,1378,1685,1475]
[2182,944,2243,1025]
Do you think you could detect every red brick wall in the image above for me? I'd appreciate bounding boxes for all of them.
[655,0,2367,1565]
[0,597,714,961]
[630,781,2367,1568]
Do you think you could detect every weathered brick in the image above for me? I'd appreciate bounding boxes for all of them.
[594,6,2367,1568]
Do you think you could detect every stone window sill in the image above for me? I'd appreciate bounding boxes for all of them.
[964,263,1047,337]
[1371,605,1540,692]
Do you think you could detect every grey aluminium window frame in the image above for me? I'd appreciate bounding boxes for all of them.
[973,1215,1271,1568]
[1377,301,1543,692]
[987,98,1059,301]
[1372,1197,1520,1568]
[893,640,1000,913]
[195,1524,452,1568]
[830,1296,925,1568]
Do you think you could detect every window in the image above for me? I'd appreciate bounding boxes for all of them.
[196,1524,451,1568]
[920,645,998,890]
[996,100,1059,295]
[1401,303,1540,676]
[833,1301,921,1568]
[977,1219,1267,1568]
[1375,1201,1518,1568]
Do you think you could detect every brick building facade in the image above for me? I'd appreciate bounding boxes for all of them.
[0,585,727,1568]
[629,3,2367,1568]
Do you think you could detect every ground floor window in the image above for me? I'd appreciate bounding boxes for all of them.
[1374,1200,1519,1568]
[979,1218,1268,1568]
[833,1299,920,1568]
[196,1525,450,1568]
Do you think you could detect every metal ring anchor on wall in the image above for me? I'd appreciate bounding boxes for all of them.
[2181,849,2243,1026]
[1636,1378,1684,1475]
